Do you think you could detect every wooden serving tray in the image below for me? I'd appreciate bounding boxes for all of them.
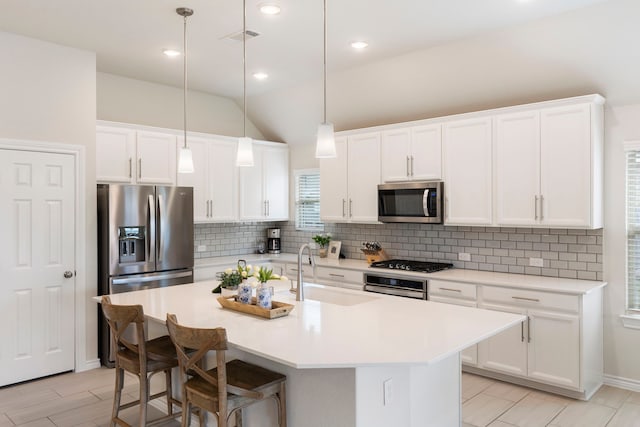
[216,296,295,319]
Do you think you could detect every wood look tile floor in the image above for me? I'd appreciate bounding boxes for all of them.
[2,369,640,426]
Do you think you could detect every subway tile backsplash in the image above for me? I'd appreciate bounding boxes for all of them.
[195,222,603,281]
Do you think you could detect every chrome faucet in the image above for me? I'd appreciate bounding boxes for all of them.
[296,244,315,301]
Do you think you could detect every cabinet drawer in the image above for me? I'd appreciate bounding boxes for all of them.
[316,267,364,284]
[482,286,579,313]
[429,280,477,300]
[285,263,314,278]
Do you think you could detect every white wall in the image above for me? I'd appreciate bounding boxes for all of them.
[97,72,266,139]
[0,31,97,368]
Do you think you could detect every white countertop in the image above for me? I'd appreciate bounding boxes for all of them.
[99,280,523,369]
[195,253,606,295]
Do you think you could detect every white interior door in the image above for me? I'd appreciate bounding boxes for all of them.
[0,149,75,386]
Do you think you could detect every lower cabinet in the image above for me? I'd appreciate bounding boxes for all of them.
[478,287,585,392]
[315,267,364,291]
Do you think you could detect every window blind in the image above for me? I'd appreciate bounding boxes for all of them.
[626,144,640,311]
[295,170,323,230]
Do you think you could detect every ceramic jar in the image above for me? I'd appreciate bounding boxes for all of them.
[237,281,253,304]
[256,284,273,309]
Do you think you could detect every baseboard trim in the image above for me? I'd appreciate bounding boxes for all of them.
[76,358,101,372]
[603,374,640,392]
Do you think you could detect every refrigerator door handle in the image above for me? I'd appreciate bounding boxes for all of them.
[157,193,163,262]
[147,194,156,264]
[111,270,193,285]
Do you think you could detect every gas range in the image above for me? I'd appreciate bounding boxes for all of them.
[369,259,454,273]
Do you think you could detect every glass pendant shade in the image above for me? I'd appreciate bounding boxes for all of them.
[236,136,254,167]
[315,122,336,158]
[178,146,194,173]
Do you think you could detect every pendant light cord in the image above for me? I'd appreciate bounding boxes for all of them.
[323,0,327,124]
[243,0,247,138]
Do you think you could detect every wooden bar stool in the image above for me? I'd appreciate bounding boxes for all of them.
[100,296,181,427]
[166,313,287,427]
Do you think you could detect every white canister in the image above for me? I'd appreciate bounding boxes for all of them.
[256,285,273,309]
[237,281,253,304]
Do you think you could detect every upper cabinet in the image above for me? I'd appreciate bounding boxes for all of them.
[443,117,493,226]
[320,132,381,223]
[176,136,238,222]
[96,124,176,185]
[239,143,289,222]
[495,99,603,228]
[381,124,442,182]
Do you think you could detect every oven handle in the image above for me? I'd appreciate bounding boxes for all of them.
[364,284,426,300]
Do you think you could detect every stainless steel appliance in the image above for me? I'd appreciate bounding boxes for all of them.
[364,259,453,299]
[97,184,194,366]
[378,181,444,223]
[267,228,281,254]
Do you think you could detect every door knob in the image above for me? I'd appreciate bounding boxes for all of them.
[64,271,73,279]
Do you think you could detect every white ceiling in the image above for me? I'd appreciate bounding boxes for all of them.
[0,0,610,99]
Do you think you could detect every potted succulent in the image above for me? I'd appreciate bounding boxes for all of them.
[312,233,332,258]
[212,268,243,296]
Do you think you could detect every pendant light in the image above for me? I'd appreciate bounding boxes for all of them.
[315,0,336,158]
[177,7,194,173]
[236,0,254,167]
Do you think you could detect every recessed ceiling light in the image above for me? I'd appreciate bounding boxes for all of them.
[163,49,181,57]
[253,72,269,80]
[351,41,368,50]
[259,3,281,15]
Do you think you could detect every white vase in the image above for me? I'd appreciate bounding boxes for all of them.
[221,287,237,298]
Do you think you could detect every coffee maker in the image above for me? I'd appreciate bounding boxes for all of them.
[267,228,281,254]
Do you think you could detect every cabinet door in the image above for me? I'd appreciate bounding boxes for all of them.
[136,131,177,185]
[380,129,411,182]
[443,118,492,225]
[263,147,289,221]
[239,146,265,220]
[411,124,442,180]
[478,303,527,377]
[527,310,580,389]
[209,139,239,222]
[540,104,592,227]
[495,111,540,226]
[429,295,478,366]
[96,126,136,183]
[320,137,348,221]
[347,132,381,222]
[177,136,209,222]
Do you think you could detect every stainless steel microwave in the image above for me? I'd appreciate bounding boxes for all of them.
[378,181,444,223]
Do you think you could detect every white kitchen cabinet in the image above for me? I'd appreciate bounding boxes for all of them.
[443,117,493,225]
[478,287,582,390]
[239,143,289,221]
[177,136,237,222]
[381,125,442,182]
[429,280,478,366]
[495,98,603,228]
[315,266,364,291]
[96,125,176,185]
[320,132,380,223]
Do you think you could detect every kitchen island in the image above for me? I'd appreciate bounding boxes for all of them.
[100,280,524,427]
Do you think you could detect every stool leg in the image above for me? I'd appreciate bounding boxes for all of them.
[139,373,148,427]
[279,382,287,427]
[180,399,191,427]
[111,366,125,427]
[165,368,173,415]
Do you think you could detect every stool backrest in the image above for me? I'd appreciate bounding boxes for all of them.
[100,295,147,369]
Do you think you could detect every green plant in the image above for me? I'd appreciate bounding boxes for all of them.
[256,266,275,284]
[312,234,331,248]
[211,268,243,293]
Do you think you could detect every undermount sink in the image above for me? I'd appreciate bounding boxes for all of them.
[303,286,377,306]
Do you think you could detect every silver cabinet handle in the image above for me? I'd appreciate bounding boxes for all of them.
[512,296,540,302]
[534,195,539,220]
[329,273,345,278]
[527,316,531,343]
[208,200,212,217]
[540,195,544,220]
[129,158,132,178]
[406,156,411,177]
[349,199,353,218]
[411,155,415,177]
[64,271,73,279]
[267,200,270,217]
[521,321,524,342]
[438,287,462,293]
[342,199,346,217]
[138,158,142,179]
[264,200,268,216]
[445,197,449,220]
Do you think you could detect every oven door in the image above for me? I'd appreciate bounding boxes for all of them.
[364,273,427,300]
[378,181,443,223]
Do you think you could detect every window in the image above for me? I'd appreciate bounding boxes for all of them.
[626,141,640,312]
[295,169,323,231]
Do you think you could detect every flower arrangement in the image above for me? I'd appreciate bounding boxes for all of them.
[212,262,255,293]
[254,266,288,285]
[312,233,331,248]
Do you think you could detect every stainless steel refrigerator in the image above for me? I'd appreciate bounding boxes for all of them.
[97,184,193,366]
